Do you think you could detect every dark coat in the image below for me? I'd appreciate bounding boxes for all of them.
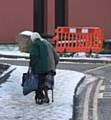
[43,40,59,74]
[30,38,48,74]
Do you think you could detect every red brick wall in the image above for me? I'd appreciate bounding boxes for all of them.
[0,0,33,43]
[0,0,111,43]
[68,0,111,39]
[45,0,55,34]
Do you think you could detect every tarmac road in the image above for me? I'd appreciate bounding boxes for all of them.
[74,64,111,120]
[0,58,106,71]
[59,62,111,120]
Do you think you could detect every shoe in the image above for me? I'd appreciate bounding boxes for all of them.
[44,97,50,103]
[35,96,43,105]
[37,99,43,105]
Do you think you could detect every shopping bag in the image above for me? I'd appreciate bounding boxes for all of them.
[22,71,38,95]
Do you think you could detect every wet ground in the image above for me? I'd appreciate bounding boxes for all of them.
[0,66,84,120]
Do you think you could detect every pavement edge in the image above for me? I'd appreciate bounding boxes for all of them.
[72,75,86,120]
[0,64,16,84]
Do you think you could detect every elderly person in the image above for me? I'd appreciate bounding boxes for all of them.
[30,32,59,104]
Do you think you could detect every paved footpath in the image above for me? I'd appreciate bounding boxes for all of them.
[0,66,84,120]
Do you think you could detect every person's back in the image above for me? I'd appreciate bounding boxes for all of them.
[30,38,48,74]
[43,39,59,74]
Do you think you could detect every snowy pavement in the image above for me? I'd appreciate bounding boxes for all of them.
[0,66,85,120]
[0,47,111,61]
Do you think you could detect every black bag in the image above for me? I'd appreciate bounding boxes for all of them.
[22,71,38,95]
[45,73,54,90]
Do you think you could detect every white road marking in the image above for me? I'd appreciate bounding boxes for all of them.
[85,64,111,73]
[99,85,105,91]
[98,93,103,99]
[93,80,103,120]
[83,84,93,120]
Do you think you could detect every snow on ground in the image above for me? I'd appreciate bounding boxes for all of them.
[1,49,111,62]
[0,44,109,119]
[0,44,111,60]
[61,56,111,61]
[0,50,29,57]
[0,66,84,120]
[20,31,33,36]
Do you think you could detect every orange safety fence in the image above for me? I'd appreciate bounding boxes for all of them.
[53,27,103,53]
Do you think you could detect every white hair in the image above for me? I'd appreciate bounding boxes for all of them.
[30,32,42,42]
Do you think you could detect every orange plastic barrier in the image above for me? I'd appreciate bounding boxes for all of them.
[53,27,103,53]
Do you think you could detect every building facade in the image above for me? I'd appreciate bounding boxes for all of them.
[0,0,33,43]
[0,0,110,43]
